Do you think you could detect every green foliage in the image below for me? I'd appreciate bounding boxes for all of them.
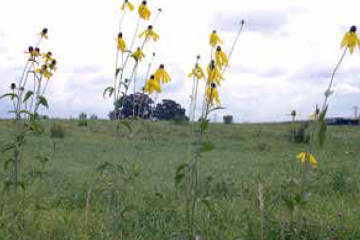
[223,115,234,124]
[50,123,66,139]
[289,123,310,144]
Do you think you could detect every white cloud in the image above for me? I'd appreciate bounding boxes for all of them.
[1,0,360,122]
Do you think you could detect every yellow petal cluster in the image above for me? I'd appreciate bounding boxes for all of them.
[215,46,229,70]
[138,1,151,20]
[154,64,171,84]
[188,64,205,80]
[144,75,162,94]
[210,30,223,47]
[341,26,360,54]
[206,84,221,106]
[296,152,318,168]
[121,0,134,11]
[132,47,145,61]
[117,33,126,52]
[207,61,223,85]
[139,26,159,42]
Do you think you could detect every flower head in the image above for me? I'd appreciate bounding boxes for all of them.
[10,83,16,90]
[188,63,205,80]
[341,25,360,54]
[138,1,151,20]
[144,74,162,94]
[154,64,171,84]
[34,47,41,57]
[39,28,49,39]
[296,152,318,168]
[36,64,53,80]
[207,83,221,106]
[207,60,223,85]
[132,47,145,61]
[121,0,134,11]
[117,32,127,52]
[139,25,159,42]
[215,46,229,70]
[210,30,223,47]
[42,51,54,63]
[48,59,57,71]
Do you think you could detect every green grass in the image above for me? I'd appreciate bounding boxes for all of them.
[0,119,360,239]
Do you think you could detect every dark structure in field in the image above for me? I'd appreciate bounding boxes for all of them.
[327,118,359,126]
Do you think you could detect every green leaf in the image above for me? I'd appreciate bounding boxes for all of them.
[115,68,121,78]
[0,93,18,100]
[4,158,14,170]
[23,91,34,103]
[175,163,188,187]
[121,204,138,218]
[201,197,214,212]
[318,106,328,149]
[25,120,44,133]
[200,120,209,132]
[201,141,215,153]
[2,142,15,153]
[38,96,49,109]
[103,87,115,99]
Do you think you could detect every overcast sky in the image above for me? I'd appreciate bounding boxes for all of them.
[0,0,360,122]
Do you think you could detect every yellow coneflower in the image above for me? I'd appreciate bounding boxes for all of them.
[207,60,223,85]
[36,65,53,80]
[139,25,159,42]
[138,1,151,20]
[206,83,221,106]
[42,51,53,63]
[25,46,35,58]
[48,59,57,72]
[144,75,162,94]
[121,0,134,11]
[188,63,205,80]
[341,25,360,54]
[117,32,126,52]
[210,30,223,47]
[154,64,171,84]
[132,47,145,61]
[39,28,48,39]
[215,46,229,70]
[33,47,41,57]
[296,152,318,168]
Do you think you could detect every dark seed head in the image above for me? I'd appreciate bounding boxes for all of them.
[211,83,216,88]
[210,61,215,70]
[216,46,222,52]
[150,74,155,79]
[19,87,25,91]
[118,32,123,38]
[42,28,48,35]
[212,30,217,34]
[142,1,147,5]
[241,19,245,25]
[28,46,34,52]
[125,0,128,2]
[148,25,153,30]
[35,47,40,53]
[160,64,165,69]
[10,83,16,90]
[350,25,357,33]
[152,52,156,56]
[158,8,162,12]
[51,60,57,66]
[196,55,201,59]
[47,51,52,56]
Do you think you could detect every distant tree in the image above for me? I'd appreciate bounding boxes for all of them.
[79,112,87,120]
[223,115,234,124]
[90,114,98,120]
[153,99,187,121]
[109,93,154,120]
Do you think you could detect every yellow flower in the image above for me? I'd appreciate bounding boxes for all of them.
[33,47,41,57]
[121,0,134,11]
[138,1,151,20]
[25,46,35,58]
[154,64,171,84]
[188,63,205,80]
[132,47,145,61]
[42,51,54,63]
[210,30,223,47]
[296,152,318,168]
[341,26,360,54]
[207,83,221,106]
[139,25,159,42]
[144,75,162,94]
[117,32,126,52]
[39,28,48,39]
[36,65,53,80]
[48,60,57,72]
[207,61,223,85]
[215,46,229,70]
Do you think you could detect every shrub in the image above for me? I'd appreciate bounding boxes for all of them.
[79,112,87,120]
[50,123,66,139]
[223,115,234,124]
[90,114,98,120]
[78,120,88,127]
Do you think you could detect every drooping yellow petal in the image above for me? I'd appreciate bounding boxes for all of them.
[138,4,151,20]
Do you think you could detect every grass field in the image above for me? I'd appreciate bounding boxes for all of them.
[1,119,360,239]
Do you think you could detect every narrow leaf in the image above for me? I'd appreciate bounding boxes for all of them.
[23,91,34,103]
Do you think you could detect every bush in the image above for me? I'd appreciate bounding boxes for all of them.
[78,120,88,127]
[173,115,189,125]
[90,114,98,120]
[79,112,87,120]
[223,115,234,124]
[50,123,66,139]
